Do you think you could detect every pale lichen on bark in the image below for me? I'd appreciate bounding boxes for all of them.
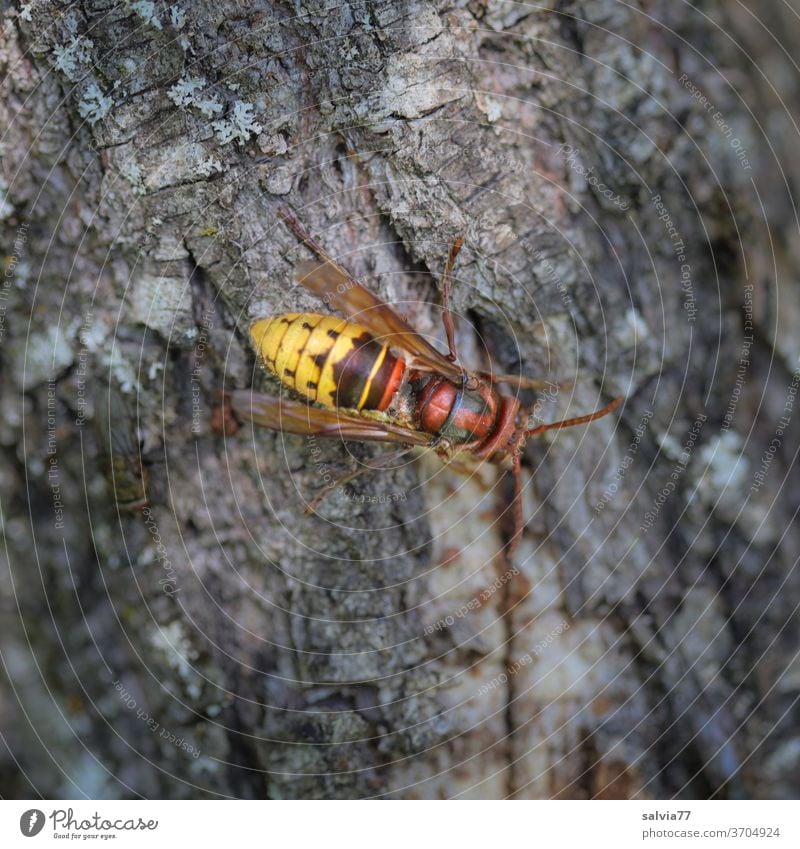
[1,0,798,799]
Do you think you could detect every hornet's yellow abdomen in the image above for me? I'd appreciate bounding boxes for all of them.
[250,313,405,412]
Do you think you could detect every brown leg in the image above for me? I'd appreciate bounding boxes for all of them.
[525,395,623,437]
[440,236,464,363]
[505,453,524,558]
[304,446,413,514]
[278,207,343,270]
[210,392,240,437]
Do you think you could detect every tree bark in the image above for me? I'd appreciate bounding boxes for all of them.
[1,0,798,799]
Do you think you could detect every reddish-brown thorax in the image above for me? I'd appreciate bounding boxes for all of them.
[413,376,521,461]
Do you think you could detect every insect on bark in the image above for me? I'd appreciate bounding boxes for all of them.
[227,208,622,556]
[98,384,149,512]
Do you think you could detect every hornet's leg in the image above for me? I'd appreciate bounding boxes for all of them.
[505,452,524,559]
[439,236,464,363]
[278,207,345,271]
[525,396,623,437]
[304,446,414,515]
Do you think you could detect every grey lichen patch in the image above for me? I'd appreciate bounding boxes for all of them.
[18,325,75,391]
[100,346,144,395]
[194,156,224,178]
[670,586,735,690]
[148,622,207,703]
[4,0,790,801]
[128,273,196,343]
[77,83,114,125]
[118,158,146,195]
[168,5,187,29]
[212,101,264,147]
[129,0,164,30]
[693,431,751,527]
[51,34,94,81]
[167,75,224,118]
[0,179,14,220]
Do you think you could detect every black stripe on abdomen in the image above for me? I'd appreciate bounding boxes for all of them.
[362,348,401,410]
[332,332,385,409]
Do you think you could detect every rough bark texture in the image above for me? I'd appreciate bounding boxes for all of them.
[1,0,798,799]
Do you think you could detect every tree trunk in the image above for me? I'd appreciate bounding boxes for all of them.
[1,0,798,799]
